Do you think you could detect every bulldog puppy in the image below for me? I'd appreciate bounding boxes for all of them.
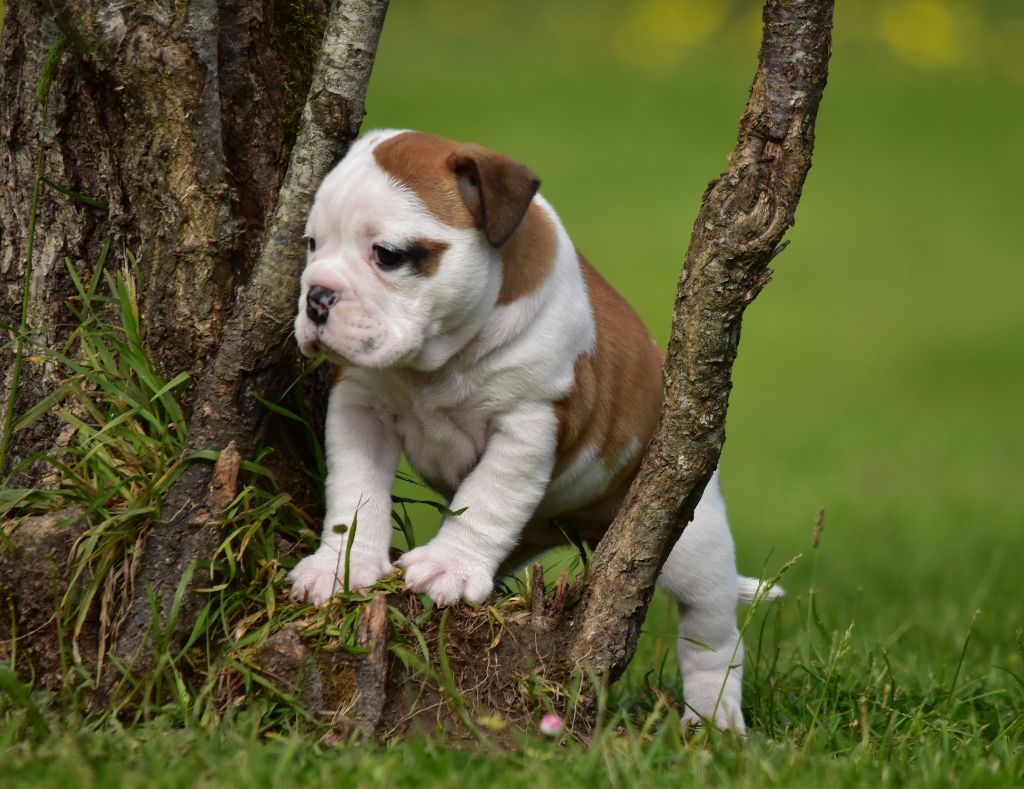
[288,130,773,732]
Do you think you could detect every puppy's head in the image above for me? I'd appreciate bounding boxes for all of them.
[295,130,539,370]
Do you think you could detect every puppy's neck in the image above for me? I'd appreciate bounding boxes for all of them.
[407,296,495,373]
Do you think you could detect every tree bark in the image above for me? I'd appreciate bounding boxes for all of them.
[571,0,834,679]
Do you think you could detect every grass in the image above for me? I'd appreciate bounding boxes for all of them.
[3,0,1024,785]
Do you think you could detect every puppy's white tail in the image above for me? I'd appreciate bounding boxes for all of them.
[737,576,785,605]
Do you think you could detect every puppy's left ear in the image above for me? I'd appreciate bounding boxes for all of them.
[449,148,540,248]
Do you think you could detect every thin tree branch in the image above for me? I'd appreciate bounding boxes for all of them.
[571,0,834,678]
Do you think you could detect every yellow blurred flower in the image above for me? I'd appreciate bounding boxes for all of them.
[879,0,967,68]
[613,0,728,70]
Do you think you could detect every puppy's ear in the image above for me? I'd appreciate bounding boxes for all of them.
[449,148,540,248]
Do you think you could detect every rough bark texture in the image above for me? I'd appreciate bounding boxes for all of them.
[1,0,296,479]
[107,0,389,690]
[570,0,834,679]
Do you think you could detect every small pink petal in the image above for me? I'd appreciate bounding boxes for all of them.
[539,712,564,736]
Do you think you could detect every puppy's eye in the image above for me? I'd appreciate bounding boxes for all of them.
[306,237,316,253]
[373,244,407,270]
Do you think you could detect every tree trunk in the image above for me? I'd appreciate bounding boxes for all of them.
[1,0,389,693]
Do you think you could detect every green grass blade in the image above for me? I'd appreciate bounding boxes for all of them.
[0,666,52,741]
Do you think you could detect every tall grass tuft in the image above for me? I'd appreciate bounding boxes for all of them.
[2,250,191,684]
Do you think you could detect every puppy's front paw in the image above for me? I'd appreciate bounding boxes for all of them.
[287,547,394,606]
[397,542,494,606]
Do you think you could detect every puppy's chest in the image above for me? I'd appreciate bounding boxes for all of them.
[372,373,496,497]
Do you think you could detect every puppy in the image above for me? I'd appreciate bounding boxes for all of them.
[288,130,774,732]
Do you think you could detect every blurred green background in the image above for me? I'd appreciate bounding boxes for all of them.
[363,0,1023,685]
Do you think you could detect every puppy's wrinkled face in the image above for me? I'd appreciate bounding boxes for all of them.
[294,130,539,371]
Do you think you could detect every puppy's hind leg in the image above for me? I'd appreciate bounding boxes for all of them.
[658,472,746,734]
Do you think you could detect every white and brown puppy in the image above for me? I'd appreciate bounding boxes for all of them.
[288,130,771,732]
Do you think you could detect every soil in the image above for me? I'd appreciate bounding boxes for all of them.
[257,567,591,743]
[0,508,97,689]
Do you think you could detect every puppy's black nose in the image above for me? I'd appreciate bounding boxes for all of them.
[306,286,338,326]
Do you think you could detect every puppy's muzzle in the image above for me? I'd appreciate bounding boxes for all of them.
[306,286,338,326]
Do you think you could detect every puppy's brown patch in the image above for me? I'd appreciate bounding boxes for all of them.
[372,130,479,231]
[373,131,540,257]
[553,256,664,492]
[407,238,450,277]
[498,203,557,304]
[374,132,476,230]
